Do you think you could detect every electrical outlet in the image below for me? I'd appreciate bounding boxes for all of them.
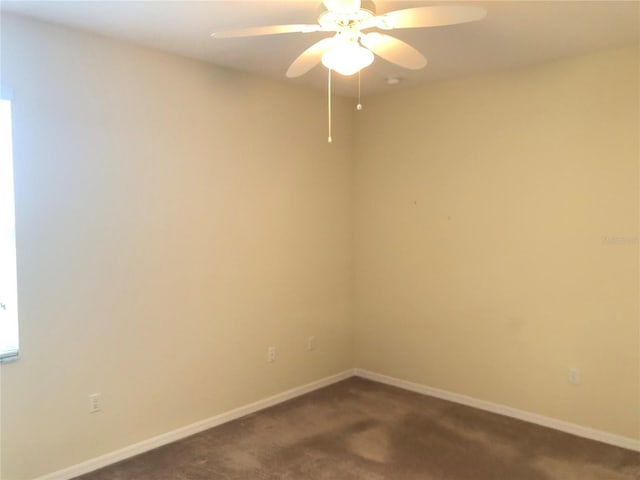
[568,368,580,385]
[307,336,316,351]
[88,393,102,413]
[267,346,276,363]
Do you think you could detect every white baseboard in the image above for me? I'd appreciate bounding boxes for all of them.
[34,367,639,479]
[34,369,355,480]
[354,368,640,452]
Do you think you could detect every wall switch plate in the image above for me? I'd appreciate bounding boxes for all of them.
[307,336,316,351]
[267,346,276,363]
[88,393,102,413]
[568,368,580,385]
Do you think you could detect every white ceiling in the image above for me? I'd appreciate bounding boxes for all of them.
[2,1,638,96]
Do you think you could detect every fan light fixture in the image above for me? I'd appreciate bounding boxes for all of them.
[321,40,374,76]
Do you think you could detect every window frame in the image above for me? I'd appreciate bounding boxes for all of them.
[0,88,20,363]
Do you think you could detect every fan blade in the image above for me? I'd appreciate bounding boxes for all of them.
[286,37,337,78]
[378,6,487,30]
[361,32,427,70]
[212,24,320,39]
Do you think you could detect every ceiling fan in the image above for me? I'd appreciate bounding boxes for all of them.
[211,0,487,78]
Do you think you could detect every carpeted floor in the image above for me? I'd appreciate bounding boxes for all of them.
[75,377,640,479]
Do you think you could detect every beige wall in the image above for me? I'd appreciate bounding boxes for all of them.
[354,47,639,440]
[0,14,354,479]
[1,12,638,480]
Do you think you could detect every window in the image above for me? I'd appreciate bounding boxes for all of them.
[0,95,19,361]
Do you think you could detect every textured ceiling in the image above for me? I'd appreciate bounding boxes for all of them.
[2,1,639,96]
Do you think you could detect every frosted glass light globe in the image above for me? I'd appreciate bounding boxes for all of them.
[322,42,374,76]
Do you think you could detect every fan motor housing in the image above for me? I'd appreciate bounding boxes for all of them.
[318,9,375,30]
[317,0,377,16]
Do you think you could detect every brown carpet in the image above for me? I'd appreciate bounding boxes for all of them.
[75,377,640,480]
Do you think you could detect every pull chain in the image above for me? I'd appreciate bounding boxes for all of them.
[357,70,363,111]
[328,68,332,143]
